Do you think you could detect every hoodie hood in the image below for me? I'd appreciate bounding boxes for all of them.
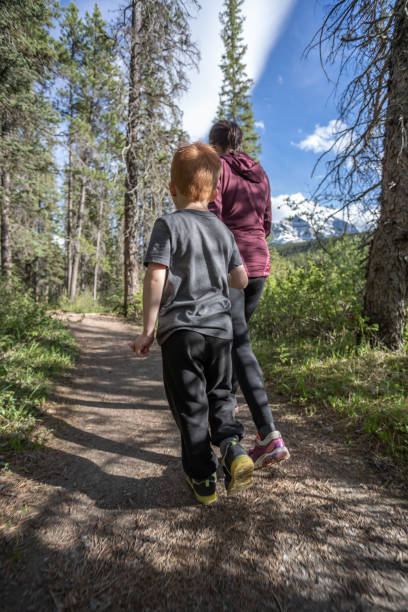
[221,152,264,183]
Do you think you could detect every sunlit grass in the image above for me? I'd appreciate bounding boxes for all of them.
[254,337,408,461]
[57,289,109,313]
[0,285,77,452]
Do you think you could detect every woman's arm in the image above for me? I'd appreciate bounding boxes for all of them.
[208,164,224,219]
[263,176,272,237]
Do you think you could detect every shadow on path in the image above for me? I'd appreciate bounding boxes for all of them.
[1,315,407,611]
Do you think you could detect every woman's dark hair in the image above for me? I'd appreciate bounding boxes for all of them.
[209,120,243,153]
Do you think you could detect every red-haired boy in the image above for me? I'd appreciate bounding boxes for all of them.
[131,142,254,504]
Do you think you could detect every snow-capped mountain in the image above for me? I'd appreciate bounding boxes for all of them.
[270,193,375,245]
[270,214,359,245]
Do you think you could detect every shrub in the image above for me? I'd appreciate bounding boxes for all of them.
[252,237,367,346]
[0,282,77,451]
[251,237,408,464]
[58,290,108,314]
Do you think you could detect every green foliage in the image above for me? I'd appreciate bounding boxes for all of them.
[251,237,408,464]
[0,282,77,451]
[58,2,126,301]
[125,291,143,323]
[253,238,367,345]
[217,0,261,158]
[58,290,108,314]
[0,0,63,298]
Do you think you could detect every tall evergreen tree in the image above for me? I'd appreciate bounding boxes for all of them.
[56,2,83,296]
[216,0,261,158]
[0,0,58,290]
[121,0,198,315]
[58,3,125,300]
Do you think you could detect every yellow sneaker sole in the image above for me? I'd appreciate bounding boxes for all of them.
[226,455,254,496]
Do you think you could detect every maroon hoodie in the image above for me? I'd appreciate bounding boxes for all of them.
[209,152,271,277]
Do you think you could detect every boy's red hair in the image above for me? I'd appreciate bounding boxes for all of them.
[171,142,221,202]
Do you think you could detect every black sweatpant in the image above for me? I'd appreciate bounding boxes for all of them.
[230,277,276,436]
[161,330,244,480]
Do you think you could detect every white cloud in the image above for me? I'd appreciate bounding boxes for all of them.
[293,120,349,154]
[180,0,296,140]
[271,192,312,223]
[277,75,284,85]
[255,120,265,130]
[70,0,296,142]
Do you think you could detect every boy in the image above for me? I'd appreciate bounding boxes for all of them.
[130,142,254,505]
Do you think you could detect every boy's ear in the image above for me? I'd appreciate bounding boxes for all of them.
[169,181,177,197]
[210,188,218,202]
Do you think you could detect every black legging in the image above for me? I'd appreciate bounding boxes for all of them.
[230,277,275,437]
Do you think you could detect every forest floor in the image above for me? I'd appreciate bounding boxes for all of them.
[1,314,408,611]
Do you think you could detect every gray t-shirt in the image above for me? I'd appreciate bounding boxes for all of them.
[144,209,242,345]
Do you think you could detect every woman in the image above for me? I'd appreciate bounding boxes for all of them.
[209,120,289,469]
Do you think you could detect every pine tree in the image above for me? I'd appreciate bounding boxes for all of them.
[0,0,58,290]
[217,0,261,158]
[58,3,125,300]
[56,2,83,296]
[121,0,198,315]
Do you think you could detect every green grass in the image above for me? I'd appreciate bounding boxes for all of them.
[0,284,77,452]
[251,237,408,467]
[57,289,110,313]
[254,336,408,463]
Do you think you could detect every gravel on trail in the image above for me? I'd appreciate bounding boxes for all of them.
[1,314,407,611]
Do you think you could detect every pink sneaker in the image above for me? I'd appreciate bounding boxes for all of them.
[248,431,290,469]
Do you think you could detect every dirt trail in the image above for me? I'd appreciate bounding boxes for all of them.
[1,314,407,611]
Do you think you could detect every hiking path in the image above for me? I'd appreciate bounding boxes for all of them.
[1,314,407,611]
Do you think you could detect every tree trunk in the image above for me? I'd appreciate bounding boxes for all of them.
[124,0,142,316]
[69,176,87,300]
[0,165,12,286]
[66,138,73,294]
[93,199,103,301]
[363,1,408,350]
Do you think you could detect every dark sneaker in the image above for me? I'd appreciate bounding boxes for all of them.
[248,430,290,470]
[186,473,217,505]
[220,440,254,495]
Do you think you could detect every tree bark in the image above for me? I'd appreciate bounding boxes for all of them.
[93,198,103,301]
[124,0,142,316]
[69,176,87,300]
[66,135,73,294]
[363,1,408,350]
[0,164,12,286]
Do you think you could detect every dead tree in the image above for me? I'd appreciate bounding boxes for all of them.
[308,0,408,349]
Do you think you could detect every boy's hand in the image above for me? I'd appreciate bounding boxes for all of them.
[130,333,154,357]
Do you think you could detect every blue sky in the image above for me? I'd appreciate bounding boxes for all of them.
[59,1,366,226]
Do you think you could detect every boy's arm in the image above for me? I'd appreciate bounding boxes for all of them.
[228,264,248,289]
[130,263,167,357]
[228,236,247,289]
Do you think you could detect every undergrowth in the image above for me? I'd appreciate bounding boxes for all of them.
[252,238,408,465]
[58,289,109,313]
[0,282,77,453]
[57,289,143,322]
